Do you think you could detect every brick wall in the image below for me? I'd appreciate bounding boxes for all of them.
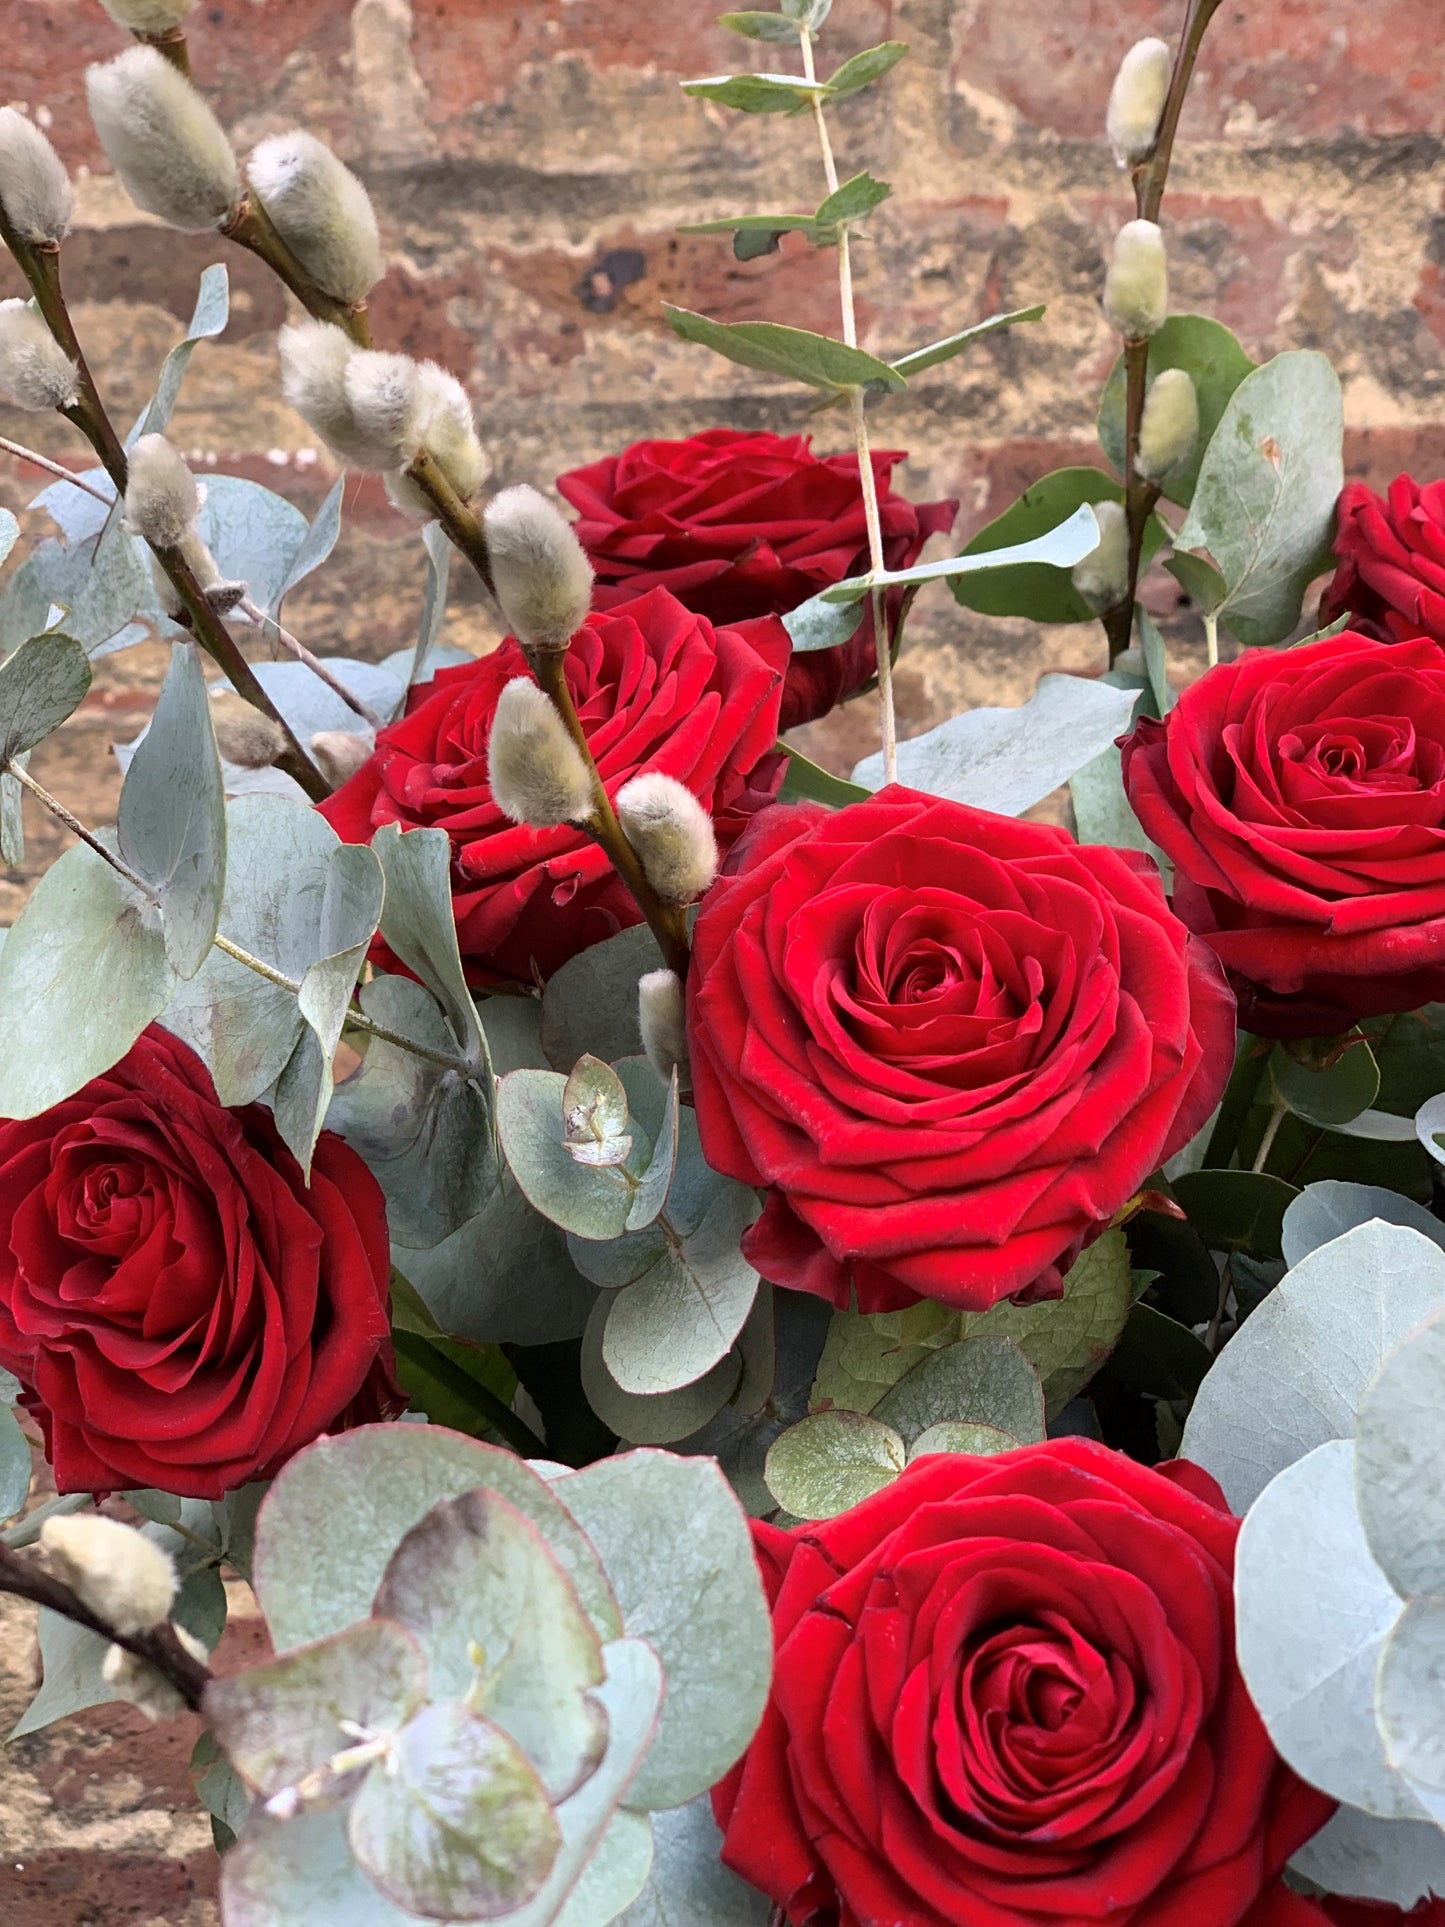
[1,2,1443,1917]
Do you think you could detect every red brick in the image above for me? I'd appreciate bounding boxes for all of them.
[0,1852,216,1926]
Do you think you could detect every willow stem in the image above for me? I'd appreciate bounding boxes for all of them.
[139,27,191,77]
[402,450,494,594]
[529,651,691,978]
[801,26,896,781]
[1134,0,1225,223]
[222,196,372,347]
[238,598,383,729]
[0,1541,211,1712]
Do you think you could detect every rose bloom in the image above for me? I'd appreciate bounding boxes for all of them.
[0,1028,401,1499]
[321,587,787,985]
[687,788,1233,1313]
[556,429,957,729]
[1246,1889,1445,1925]
[1319,476,1445,645]
[1122,631,1445,1038]
[714,1441,1334,1927]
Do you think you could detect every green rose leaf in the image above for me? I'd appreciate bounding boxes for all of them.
[0,629,91,762]
[348,1700,561,1921]
[1172,1167,1299,1257]
[873,1334,1045,1446]
[765,1408,907,1520]
[1270,1036,1380,1131]
[854,671,1139,816]
[252,1426,620,1654]
[717,11,805,44]
[555,1450,772,1811]
[203,1619,427,1799]
[1175,350,1344,648]
[680,72,829,113]
[663,305,906,393]
[373,1488,608,1802]
[1097,314,1257,509]
[957,1229,1135,1416]
[950,469,1168,624]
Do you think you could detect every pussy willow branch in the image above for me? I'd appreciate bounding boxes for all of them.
[799,24,896,782]
[137,26,191,78]
[6,759,480,1080]
[1106,0,1224,666]
[402,449,495,595]
[222,195,373,347]
[0,1540,211,1710]
[237,598,383,728]
[0,214,331,801]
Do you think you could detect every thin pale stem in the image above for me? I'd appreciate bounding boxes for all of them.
[222,196,372,347]
[0,1541,211,1711]
[238,598,384,729]
[529,650,691,978]
[1252,1098,1289,1175]
[6,759,158,898]
[0,437,111,502]
[1204,610,1220,668]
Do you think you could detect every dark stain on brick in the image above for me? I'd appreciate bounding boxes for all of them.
[577,248,647,315]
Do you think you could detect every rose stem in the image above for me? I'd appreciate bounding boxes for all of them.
[389,1331,548,1457]
[1104,0,1224,669]
[5,759,481,1081]
[1200,1034,1271,1169]
[799,24,898,784]
[0,212,331,802]
[0,1540,212,1711]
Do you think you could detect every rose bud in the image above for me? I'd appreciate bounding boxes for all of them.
[98,0,199,29]
[0,108,73,247]
[310,728,375,788]
[123,432,201,549]
[42,1514,177,1635]
[639,968,690,1088]
[386,362,489,515]
[86,47,242,234]
[1071,499,1129,611]
[1104,219,1168,340]
[484,484,594,655]
[1106,38,1172,166]
[0,300,78,412]
[245,131,384,306]
[1136,367,1200,483]
[616,771,718,904]
[486,676,594,827]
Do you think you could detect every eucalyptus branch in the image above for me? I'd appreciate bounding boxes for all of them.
[6,761,482,1082]
[0,435,111,501]
[528,650,692,980]
[1107,0,1223,666]
[799,24,897,782]
[0,211,331,799]
[222,194,372,347]
[0,1539,211,1711]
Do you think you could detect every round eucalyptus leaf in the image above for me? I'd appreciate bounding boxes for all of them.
[541,924,663,1073]
[1378,1599,1445,1798]
[909,1421,1019,1461]
[583,1297,741,1445]
[765,1409,907,1521]
[958,1228,1134,1417]
[498,1068,638,1240]
[1356,1311,1445,1601]
[1290,1804,1445,1912]
[0,1402,31,1522]
[619,1795,771,1925]
[1281,1181,1445,1269]
[0,629,91,761]
[221,1805,425,1927]
[873,1335,1044,1447]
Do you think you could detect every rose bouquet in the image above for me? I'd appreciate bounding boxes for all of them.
[3,1,1445,1923]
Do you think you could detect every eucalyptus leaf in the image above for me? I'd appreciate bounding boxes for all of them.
[1290,1805,1445,1913]
[555,1450,772,1811]
[222,1805,436,1927]
[372,823,488,1071]
[226,658,403,751]
[117,640,226,980]
[873,1335,1044,1446]
[1097,314,1257,509]
[626,1070,680,1233]
[542,924,663,1072]
[822,504,1099,605]
[1377,1600,1445,1801]
[252,1425,620,1653]
[0,1402,31,1522]
[396,1182,597,1348]
[9,1610,113,1740]
[663,305,906,394]
[783,590,866,654]
[910,1420,1018,1460]
[951,469,1168,624]
[1355,1310,1445,1601]
[680,72,829,114]
[619,1796,771,1926]
[825,40,907,96]
[582,1296,742,1446]
[816,171,891,225]
[854,672,1138,814]
[134,263,230,441]
[499,1068,640,1241]
[1,751,24,867]
[1070,743,1164,865]
[1272,1036,1380,1129]
[407,521,454,699]
[717,11,803,44]
[1135,607,1175,716]
[1175,351,1344,648]
[776,743,871,806]
[887,306,1046,382]
[373,1488,607,1801]
[1163,550,1227,614]
[1281,1181,1445,1269]
[1172,1167,1298,1257]
[765,1408,907,1519]
[0,838,172,1120]
[0,629,91,761]
[272,477,345,613]
[552,1811,653,1927]
[1181,1220,1445,1514]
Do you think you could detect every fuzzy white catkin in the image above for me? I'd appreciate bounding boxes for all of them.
[1103,220,1169,340]
[484,485,594,655]
[101,1626,207,1724]
[0,300,79,411]
[1106,38,1172,166]
[86,47,241,233]
[42,1515,177,1636]
[0,108,73,246]
[638,968,690,1089]
[1136,367,1200,483]
[209,689,287,771]
[150,529,223,619]
[615,772,718,904]
[246,131,384,306]
[310,728,374,788]
[386,362,489,515]
[123,433,200,548]
[1071,500,1130,613]
[343,349,424,467]
[98,0,200,30]
[487,677,594,827]
[278,322,417,472]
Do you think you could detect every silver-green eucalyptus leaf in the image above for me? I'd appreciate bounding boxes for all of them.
[619,1796,772,1925]
[372,824,488,1071]
[1355,1310,1445,1601]
[396,1183,597,1348]
[582,1297,742,1446]
[910,1420,1019,1460]
[873,1335,1045,1446]
[499,1068,642,1240]
[765,1409,907,1520]
[1281,1182,1445,1269]
[824,504,1098,606]
[0,1402,29,1522]
[0,629,91,761]
[1290,1805,1445,1913]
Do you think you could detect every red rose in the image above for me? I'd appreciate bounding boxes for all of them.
[320,587,788,985]
[556,429,957,729]
[0,1028,401,1499]
[713,1440,1333,1927]
[1320,477,1445,644]
[686,787,1233,1313]
[1121,631,1445,1038]
[1243,1887,1445,1925]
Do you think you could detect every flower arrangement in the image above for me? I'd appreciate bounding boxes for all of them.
[3,1,1445,1923]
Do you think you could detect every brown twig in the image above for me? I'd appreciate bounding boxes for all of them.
[402,449,495,595]
[0,1540,211,1712]
[222,195,372,347]
[138,27,192,78]
[1134,0,1225,223]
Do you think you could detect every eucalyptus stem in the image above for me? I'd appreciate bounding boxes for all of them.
[1204,609,1220,667]
[222,195,372,347]
[238,598,383,729]
[0,1540,211,1711]
[0,435,111,501]
[528,650,692,979]
[1252,1098,1289,1175]
[800,24,898,782]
